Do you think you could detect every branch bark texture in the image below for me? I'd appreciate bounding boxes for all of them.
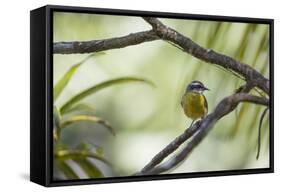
[54,30,158,54]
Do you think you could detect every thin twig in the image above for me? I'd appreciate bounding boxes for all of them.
[256,107,269,159]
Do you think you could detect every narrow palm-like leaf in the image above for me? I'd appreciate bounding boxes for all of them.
[60,77,155,113]
[76,142,104,157]
[54,53,105,101]
[53,106,61,141]
[54,159,79,179]
[55,149,111,166]
[73,158,104,178]
[61,103,95,114]
[60,115,115,136]
[54,62,81,101]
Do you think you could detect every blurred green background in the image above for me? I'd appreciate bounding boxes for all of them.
[53,12,270,180]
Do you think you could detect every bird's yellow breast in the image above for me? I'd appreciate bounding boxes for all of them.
[181,92,207,120]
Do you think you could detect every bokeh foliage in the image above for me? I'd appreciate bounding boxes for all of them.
[53,53,154,179]
[53,12,270,178]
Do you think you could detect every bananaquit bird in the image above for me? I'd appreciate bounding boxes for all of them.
[181,81,209,125]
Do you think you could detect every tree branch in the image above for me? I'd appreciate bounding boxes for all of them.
[137,93,268,175]
[142,17,269,95]
[53,30,158,54]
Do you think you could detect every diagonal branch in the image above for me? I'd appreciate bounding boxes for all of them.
[53,30,158,54]
[142,17,269,95]
[137,93,269,175]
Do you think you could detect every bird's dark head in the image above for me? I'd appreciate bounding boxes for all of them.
[186,80,209,94]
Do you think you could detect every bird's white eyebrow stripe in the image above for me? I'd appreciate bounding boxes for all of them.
[190,82,202,86]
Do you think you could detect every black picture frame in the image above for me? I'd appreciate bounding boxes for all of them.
[30,5,274,187]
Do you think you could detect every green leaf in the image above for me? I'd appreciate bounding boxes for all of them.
[76,142,104,157]
[54,53,105,101]
[53,106,61,141]
[54,159,79,179]
[73,158,104,178]
[54,141,68,153]
[75,142,91,151]
[95,147,104,157]
[61,103,95,115]
[60,77,155,113]
[54,63,81,101]
[60,115,115,136]
[54,149,111,166]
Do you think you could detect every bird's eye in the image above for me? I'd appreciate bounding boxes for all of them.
[195,85,202,89]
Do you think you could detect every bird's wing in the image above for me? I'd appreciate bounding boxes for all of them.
[203,94,208,113]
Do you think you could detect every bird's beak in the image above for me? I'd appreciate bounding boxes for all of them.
[204,87,210,91]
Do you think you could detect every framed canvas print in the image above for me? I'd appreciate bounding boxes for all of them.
[30,5,274,187]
